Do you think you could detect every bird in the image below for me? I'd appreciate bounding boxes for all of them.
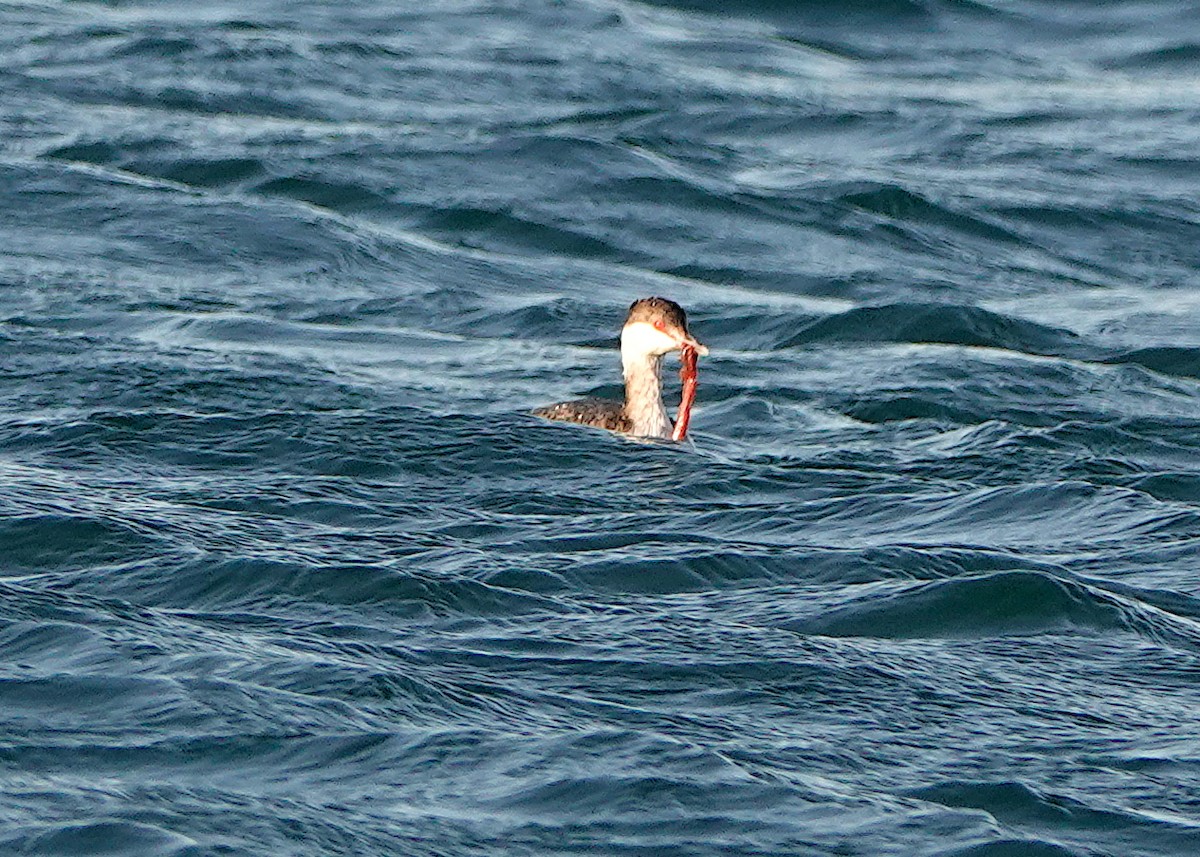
[533,297,707,440]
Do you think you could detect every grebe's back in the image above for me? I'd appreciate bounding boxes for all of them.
[532,398,631,433]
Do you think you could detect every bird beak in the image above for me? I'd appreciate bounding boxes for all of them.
[680,333,709,356]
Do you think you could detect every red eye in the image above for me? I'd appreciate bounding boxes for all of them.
[653,319,666,331]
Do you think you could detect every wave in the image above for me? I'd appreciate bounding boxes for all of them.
[1125,472,1200,503]
[785,570,1200,647]
[1103,42,1200,70]
[95,557,571,619]
[909,779,1200,856]
[0,514,165,573]
[0,820,197,857]
[938,840,1085,857]
[414,203,626,261]
[256,175,392,212]
[632,0,935,25]
[1105,346,1200,380]
[778,302,1082,356]
[830,182,1026,246]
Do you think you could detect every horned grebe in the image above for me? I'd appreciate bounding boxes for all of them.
[533,297,707,440]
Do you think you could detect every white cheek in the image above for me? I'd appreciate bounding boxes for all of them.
[622,322,678,357]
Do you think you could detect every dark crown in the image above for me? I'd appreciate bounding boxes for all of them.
[624,296,688,331]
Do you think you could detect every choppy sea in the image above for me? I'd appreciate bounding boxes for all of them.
[3,1,1200,854]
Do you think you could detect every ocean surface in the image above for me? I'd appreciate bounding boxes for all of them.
[3,1,1200,854]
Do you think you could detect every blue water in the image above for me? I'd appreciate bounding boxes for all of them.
[3,1,1200,854]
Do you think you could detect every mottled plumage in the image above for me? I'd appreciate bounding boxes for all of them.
[531,398,632,433]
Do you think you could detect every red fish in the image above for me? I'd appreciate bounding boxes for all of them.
[672,343,699,442]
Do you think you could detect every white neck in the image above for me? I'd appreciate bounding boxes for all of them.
[620,323,674,438]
